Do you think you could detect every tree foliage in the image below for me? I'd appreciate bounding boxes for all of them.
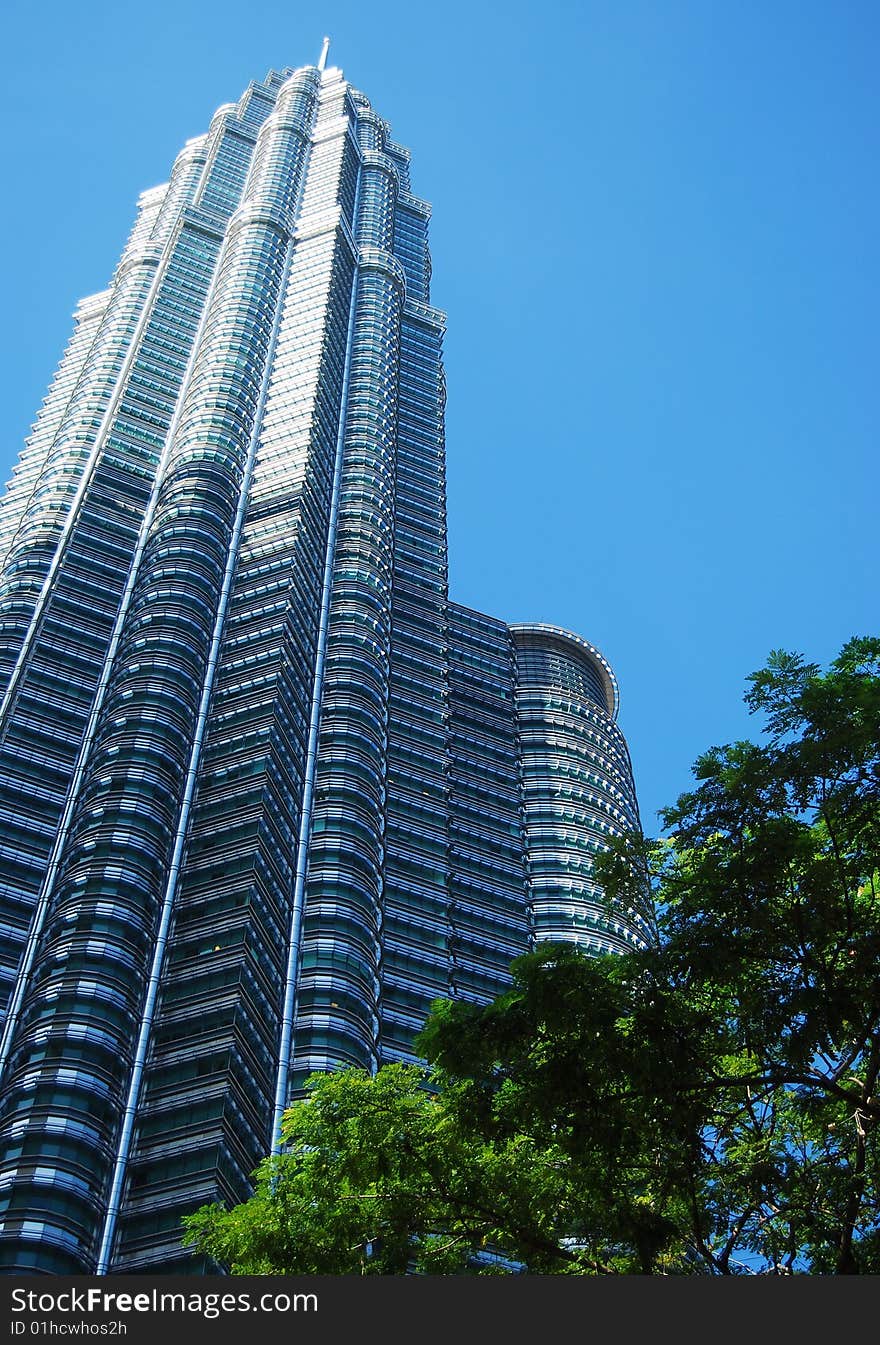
[629,634,880,1272]
[185,637,880,1274]
[183,1060,587,1274]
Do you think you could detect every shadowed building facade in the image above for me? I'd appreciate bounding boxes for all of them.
[0,53,648,1273]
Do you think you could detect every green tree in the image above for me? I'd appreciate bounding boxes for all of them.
[185,637,880,1274]
[417,942,707,1273]
[627,635,880,1272]
[183,1060,590,1274]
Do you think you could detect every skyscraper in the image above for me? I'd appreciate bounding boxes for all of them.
[0,52,648,1274]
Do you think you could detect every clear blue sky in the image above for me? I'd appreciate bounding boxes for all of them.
[1,0,876,831]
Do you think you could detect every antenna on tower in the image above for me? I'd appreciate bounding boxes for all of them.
[318,36,330,71]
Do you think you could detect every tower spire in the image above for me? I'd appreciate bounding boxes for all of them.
[318,36,330,71]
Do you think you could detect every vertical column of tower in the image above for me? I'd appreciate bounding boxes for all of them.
[194,105,257,223]
[0,173,170,581]
[0,245,156,693]
[289,101,404,1082]
[0,156,230,1041]
[446,605,531,1002]
[379,163,454,1063]
[0,80,279,698]
[0,138,207,692]
[0,69,321,1274]
[0,88,278,1051]
[511,626,651,954]
[112,71,364,1272]
[0,290,108,577]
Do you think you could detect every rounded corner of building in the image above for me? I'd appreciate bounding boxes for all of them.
[508,622,619,720]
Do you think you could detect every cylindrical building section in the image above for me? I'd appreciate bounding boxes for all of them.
[290,106,405,1081]
[511,624,651,954]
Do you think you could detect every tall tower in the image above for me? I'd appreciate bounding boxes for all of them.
[0,55,649,1273]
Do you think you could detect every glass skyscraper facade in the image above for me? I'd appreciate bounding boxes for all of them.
[0,56,649,1274]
